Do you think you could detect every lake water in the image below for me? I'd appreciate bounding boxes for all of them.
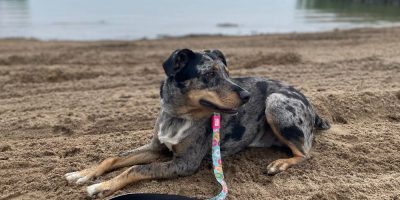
[1,0,400,40]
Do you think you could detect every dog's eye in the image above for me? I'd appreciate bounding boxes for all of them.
[201,71,217,83]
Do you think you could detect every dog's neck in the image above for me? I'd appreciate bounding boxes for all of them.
[157,110,191,151]
[157,109,210,151]
[160,99,212,120]
[159,99,183,118]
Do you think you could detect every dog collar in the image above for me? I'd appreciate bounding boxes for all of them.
[210,113,228,200]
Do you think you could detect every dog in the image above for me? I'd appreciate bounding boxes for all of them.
[65,48,330,198]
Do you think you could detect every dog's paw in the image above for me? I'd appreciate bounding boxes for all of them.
[65,171,84,182]
[266,159,290,175]
[86,183,114,198]
[65,170,92,185]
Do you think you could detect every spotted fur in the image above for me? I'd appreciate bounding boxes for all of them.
[65,49,330,198]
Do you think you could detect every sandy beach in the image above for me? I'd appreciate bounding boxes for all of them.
[0,27,399,200]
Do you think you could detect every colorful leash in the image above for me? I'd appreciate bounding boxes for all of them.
[209,113,228,200]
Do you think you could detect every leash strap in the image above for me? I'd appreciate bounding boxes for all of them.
[209,113,228,200]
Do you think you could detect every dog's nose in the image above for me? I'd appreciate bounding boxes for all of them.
[239,90,251,103]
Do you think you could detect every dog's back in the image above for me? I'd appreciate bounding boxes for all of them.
[219,77,329,157]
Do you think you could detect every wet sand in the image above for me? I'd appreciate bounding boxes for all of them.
[0,27,399,200]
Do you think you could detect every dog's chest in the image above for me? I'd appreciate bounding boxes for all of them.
[157,118,192,150]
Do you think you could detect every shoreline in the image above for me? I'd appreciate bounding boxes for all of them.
[1,25,400,42]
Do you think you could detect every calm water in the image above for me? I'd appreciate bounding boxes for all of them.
[1,0,400,40]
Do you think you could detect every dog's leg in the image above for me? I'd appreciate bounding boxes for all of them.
[86,141,208,198]
[65,143,167,185]
[265,93,314,175]
[85,159,197,198]
[266,114,309,174]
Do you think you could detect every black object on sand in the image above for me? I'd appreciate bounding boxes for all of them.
[110,193,196,200]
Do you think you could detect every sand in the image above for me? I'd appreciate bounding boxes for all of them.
[0,27,399,200]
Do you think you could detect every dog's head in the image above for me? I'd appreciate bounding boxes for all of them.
[160,48,250,118]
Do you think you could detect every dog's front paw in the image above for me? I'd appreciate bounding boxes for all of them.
[86,182,114,198]
[65,170,93,185]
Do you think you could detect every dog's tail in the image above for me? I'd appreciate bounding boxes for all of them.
[314,114,330,130]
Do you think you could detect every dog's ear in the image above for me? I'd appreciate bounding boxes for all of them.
[163,49,195,77]
[205,49,227,66]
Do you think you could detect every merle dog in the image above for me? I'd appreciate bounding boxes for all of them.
[65,49,330,198]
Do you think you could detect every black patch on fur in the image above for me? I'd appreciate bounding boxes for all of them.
[281,125,304,142]
[290,86,310,106]
[230,123,246,141]
[163,49,196,78]
[281,125,306,154]
[205,119,212,137]
[175,81,186,90]
[172,53,203,82]
[279,89,310,107]
[256,111,265,121]
[223,117,246,142]
[256,81,268,95]
[285,105,296,116]
[255,81,270,104]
